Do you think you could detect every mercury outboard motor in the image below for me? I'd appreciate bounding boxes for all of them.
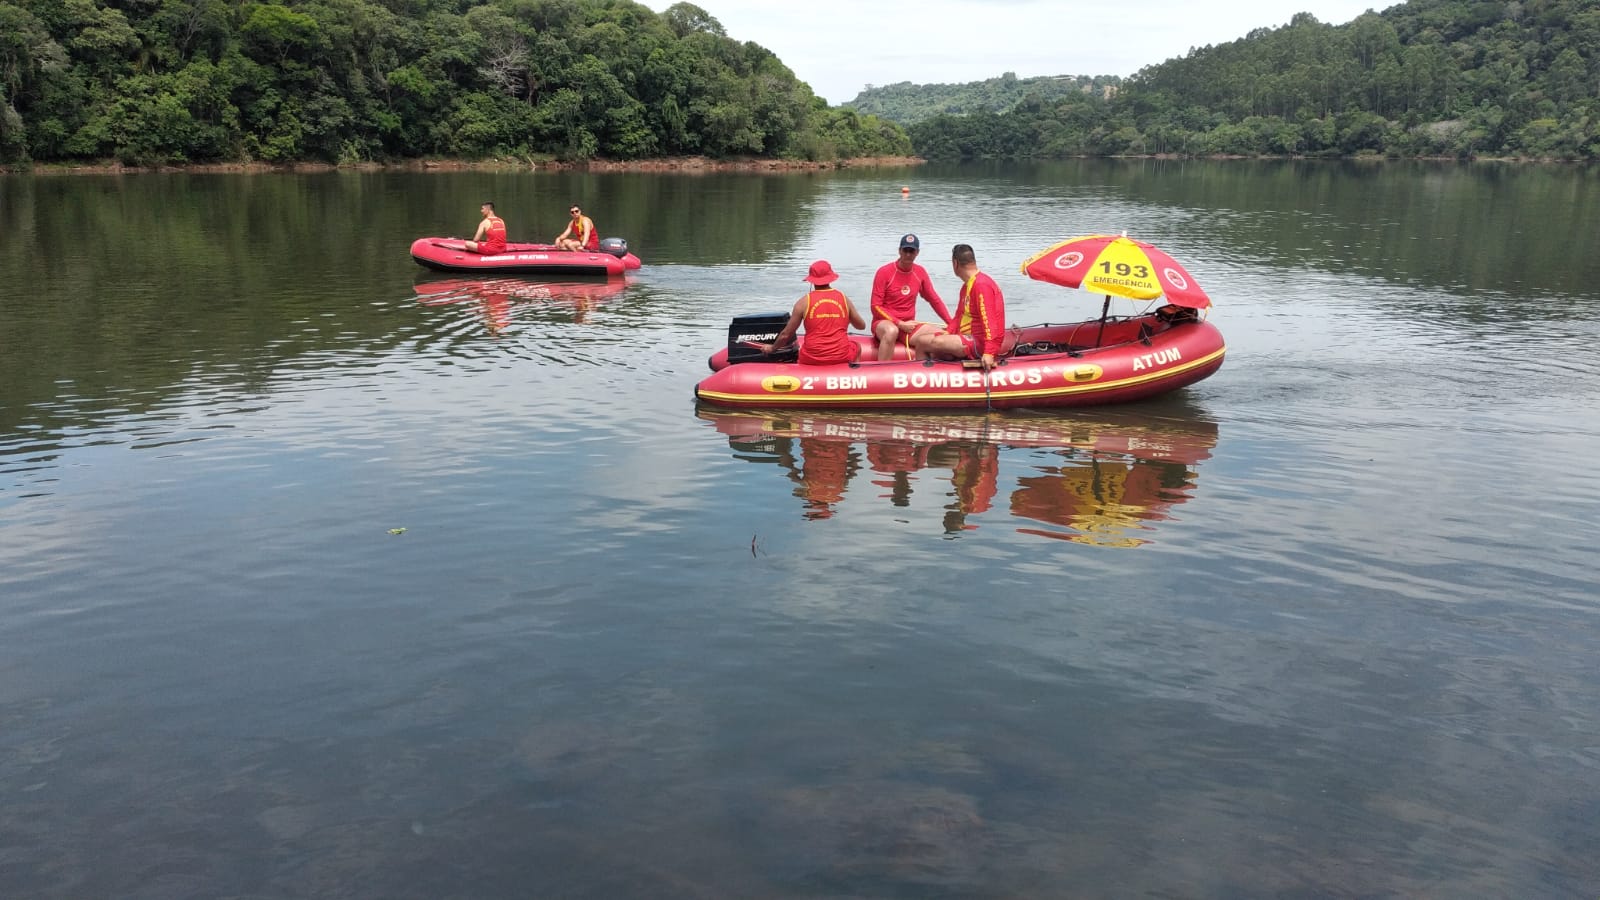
[726,312,797,364]
[599,237,628,259]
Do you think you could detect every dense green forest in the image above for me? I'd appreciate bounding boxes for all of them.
[0,0,910,166]
[911,0,1600,160]
[842,73,1124,125]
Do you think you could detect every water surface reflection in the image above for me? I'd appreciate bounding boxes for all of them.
[413,277,633,332]
[698,407,1218,545]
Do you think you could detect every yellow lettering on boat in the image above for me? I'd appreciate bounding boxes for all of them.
[761,375,801,393]
[1065,364,1103,383]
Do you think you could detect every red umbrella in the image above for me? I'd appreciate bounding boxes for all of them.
[1020,234,1212,309]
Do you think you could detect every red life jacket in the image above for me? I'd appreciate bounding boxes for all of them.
[482,215,507,251]
[798,289,853,366]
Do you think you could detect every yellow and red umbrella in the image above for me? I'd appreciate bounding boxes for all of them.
[1020,234,1211,309]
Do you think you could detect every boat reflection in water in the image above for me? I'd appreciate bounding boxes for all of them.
[413,276,631,332]
[698,406,1220,546]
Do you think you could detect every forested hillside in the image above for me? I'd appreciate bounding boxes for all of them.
[0,0,910,165]
[843,72,1123,125]
[911,0,1600,160]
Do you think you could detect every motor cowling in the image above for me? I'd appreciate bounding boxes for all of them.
[727,312,797,364]
[599,237,628,259]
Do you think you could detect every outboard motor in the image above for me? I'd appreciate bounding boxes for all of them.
[726,312,797,364]
[599,236,629,259]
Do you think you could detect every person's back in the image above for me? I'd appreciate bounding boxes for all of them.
[466,201,507,254]
[763,260,867,366]
[797,289,855,366]
[909,243,1005,370]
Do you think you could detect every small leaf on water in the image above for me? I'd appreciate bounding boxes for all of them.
[388,528,407,535]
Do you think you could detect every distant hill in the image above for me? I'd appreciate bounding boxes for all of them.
[908,2,1600,161]
[842,72,1125,125]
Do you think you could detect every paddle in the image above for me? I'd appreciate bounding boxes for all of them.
[962,357,993,412]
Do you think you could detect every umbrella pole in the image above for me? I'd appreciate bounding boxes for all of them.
[1094,295,1112,347]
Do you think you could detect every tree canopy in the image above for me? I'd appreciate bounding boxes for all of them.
[909,0,1600,161]
[0,0,910,165]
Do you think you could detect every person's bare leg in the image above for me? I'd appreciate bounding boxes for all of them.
[907,323,944,360]
[917,333,969,360]
[873,320,900,361]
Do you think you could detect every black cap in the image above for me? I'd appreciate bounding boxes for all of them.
[899,233,920,251]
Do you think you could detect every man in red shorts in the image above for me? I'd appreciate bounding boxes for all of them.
[464,202,507,254]
[764,260,867,365]
[868,233,954,362]
[909,244,1005,370]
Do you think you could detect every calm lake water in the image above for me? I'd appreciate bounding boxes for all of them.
[2,160,1599,898]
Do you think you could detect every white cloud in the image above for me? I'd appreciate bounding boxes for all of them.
[643,0,1384,104]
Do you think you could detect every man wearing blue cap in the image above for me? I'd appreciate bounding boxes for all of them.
[867,233,954,362]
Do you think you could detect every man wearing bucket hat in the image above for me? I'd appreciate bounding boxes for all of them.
[868,233,953,362]
[763,260,867,366]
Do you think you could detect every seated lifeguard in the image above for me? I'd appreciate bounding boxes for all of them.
[762,260,867,365]
[870,233,953,361]
[464,202,507,254]
[909,243,1005,371]
[555,204,599,251]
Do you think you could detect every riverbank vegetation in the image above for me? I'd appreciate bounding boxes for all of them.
[0,0,909,167]
[5,0,1595,169]
[910,0,1600,161]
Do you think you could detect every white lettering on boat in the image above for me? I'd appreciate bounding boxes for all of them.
[1130,348,1182,372]
[824,375,868,390]
[890,368,1045,390]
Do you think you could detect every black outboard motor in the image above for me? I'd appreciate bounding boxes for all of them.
[599,236,629,259]
[726,312,797,364]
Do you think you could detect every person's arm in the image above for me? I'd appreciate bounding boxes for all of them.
[845,295,867,330]
[977,280,1005,366]
[869,266,894,324]
[766,298,806,352]
[917,267,955,327]
[473,218,490,241]
[554,222,572,242]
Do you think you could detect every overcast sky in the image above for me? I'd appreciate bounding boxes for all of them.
[642,0,1387,105]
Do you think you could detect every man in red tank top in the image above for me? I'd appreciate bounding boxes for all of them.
[764,260,867,365]
[555,204,599,251]
[465,202,507,254]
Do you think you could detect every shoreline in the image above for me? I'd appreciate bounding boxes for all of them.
[10,155,927,176]
[8,152,1574,176]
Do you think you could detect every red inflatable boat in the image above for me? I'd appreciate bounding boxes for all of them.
[410,237,641,276]
[701,232,1227,411]
[696,309,1226,411]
